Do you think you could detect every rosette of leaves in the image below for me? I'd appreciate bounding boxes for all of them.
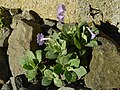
[20,21,99,88]
[42,31,87,87]
[20,50,46,81]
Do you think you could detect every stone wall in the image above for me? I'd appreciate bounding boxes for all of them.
[0,0,79,23]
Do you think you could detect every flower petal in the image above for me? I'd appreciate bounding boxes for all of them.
[57,4,66,15]
[87,28,96,39]
[37,33,45,46]
[57,15,64,22]
[57,4,66,22]
[39,40,44,46]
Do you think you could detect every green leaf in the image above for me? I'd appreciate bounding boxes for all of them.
[26,69,37,81]
[67,25,76,35]
[44,46,50,51]
[44,69,53,79]
[72,66,87,79]
[78,21,88,28]
[45,50,57,59]
[70,72,77,82]
[48,39,56,51]
[53,45,61,53]
[61,24,70,38]
[69,59,80,67]
[38,63,46,72]
[72,25,77,33]
[20,52,36,68]
[82,26,86,32]
[42,76,52,86]
[49,66,54,70]
[0,19,3,28]
[86,40,98,47]
[77,22,88,40]
[61,40,66,50]
[61,49,67,55]
[64,70,72,82]
[47,28,53,35]
[56,53,72,66]
[33,59,39,66]
[27,51,36,60]
[76,28,81,39]
[81,33,87,43]
[53,72,59,78]
[57,21,64,29]
[19,56,27,66]
[74,37,81,49]
[54,64,63,75]
[35,50,42,63]
[23,64,33,70]
[52,31,59,40]
[53,78,62,87]
[79,49,86,56]
[92,26,99,35]
[27,51,36,67]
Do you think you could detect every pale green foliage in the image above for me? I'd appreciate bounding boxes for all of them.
[20,50,43,81]
[20,21,99,87]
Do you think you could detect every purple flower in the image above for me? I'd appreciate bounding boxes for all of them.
[57,4,66,22]
[87,27,96,39]
[57,15,64,23]
[37,33,49,46]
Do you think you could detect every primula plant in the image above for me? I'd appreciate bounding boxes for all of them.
[20,4,99,88]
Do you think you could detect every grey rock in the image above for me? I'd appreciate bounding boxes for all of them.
[7,20,33,76]
[43,19,56,27]
[10,77,17,90]
[15,74,28,89]
[0,48,9,84]
[1,81,12,90]
[0,27,11,47]
[9,9,22,16]
[1,75,29,90]
[7,10,41,76]
[85,36,120,89]
[5,75,29,90]
[78,0,120,31]
[11,10,35,29]
[29,10,44,25]
[58,86,75,90]
[21,19,41,52]
[19,87,29,90]
[22,10,35,21]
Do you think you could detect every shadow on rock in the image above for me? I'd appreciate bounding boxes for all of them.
[95,21,120,46]
[0,47,12,84]
[29,10,44,25]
